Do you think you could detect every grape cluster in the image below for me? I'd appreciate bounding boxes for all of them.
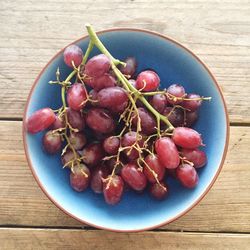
[26,25,211,205]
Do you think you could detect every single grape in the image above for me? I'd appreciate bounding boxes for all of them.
[181,148,207,168]
[163,107,184,127]
[149,181,168,200]
[150,94,167,113]
[90,165,109,194]
[80,142,105,166]
[42,130,62,154]
[86,108,115,134]
[69,132,87,150]
[88,89,99,107]
[143,154,166,183]
[92,73,116,91]
[26,108,56,134]
[121,163,147,191]
[84,54,111,78]
[135,70,160,91]
[166,84,186,105]
[176,163,199,188]
[184,110,198,127]
[63,44,83,68]
[121,131,144,160]
[103,175,124,205]
[61,149,77,167]
[70,164,90,192]
[182,93,202,111]
[103,136,120,155]
[50,115,64,130]
[97,86,128,114]
[132,107,156,135]
[155,137,180,169]
[172,127,203,149]
[67,83,87,111]
[119,57,137,78]
[66,108,85,131]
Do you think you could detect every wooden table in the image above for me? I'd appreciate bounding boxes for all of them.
[1,0,250,249]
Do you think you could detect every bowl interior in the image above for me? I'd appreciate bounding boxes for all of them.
[24,30,228,231]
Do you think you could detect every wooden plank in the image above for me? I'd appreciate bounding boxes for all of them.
[0,121,249,232]
[0,0,250,122]
[1,228,250,250]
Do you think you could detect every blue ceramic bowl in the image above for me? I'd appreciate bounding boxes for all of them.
[23,28,229,232]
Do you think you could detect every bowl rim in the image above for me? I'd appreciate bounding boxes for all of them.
[23,27,230,233]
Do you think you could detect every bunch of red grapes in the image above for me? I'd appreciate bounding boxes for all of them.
[26,37,210,205]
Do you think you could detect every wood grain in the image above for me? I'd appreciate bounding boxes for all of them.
[0,121,249,232]
[0,0,250,122]
[1,228,250,250]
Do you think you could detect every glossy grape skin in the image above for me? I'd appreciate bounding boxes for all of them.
[63,44,83,68]
[103,136,120,155]
[121,131,144,160]
[163,107,184,127]
[181,148,207,168]
[80,143,104,166]
[50,115,64,130]
[135,70,160,91]
[121,163,147,191]
[103,175,124,205]
[166,84,186,105]
[86,108,115,134]
[42,130,62,154]
[66,108,85,132]
[69,132,87,150]
[67,83,87,111]
[182,93,202,111]
[70,164,90,192]
[150,94,167,113]
[97,87,128,114]
[143,154,166,183]
[26,108,56,134]
[92,73,116,91]
[90,165,109,194]
[172,127,203,149]
[88,89,99,107]
[176,163,199,188]
[132,107,156,135]
[61,149,77,167]
[185,111,198,127]
[155,137,180,169]
[119,57,137,78]
[149,181,168,200]
[84,54,111,78]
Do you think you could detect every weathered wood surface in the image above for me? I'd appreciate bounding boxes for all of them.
[0,0,250,122]
[0,121,249,232]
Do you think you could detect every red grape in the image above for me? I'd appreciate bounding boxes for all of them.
[182,93,202,111]
[50,115,64,130]
[80,143,104,166]
[26,108,56,134]
[61,149,77,167]
[66,108,85,131]
[155,137,180,169]
[86,108,115,134]
[97,86,128,114]
[91,73,116,91]
[103,175,124,205]
[90,165,109,194]
[84,54,111,78]
[143,154,166,183]
[135,70,160,91]
[132,107,156,135]
[150,94,167,113]
[42,130,62,154]
[163,107,184,127]
[185,111,198,127]
[70,164,90,192]
[63,44,83,68]
[119,57,137,78]
[172,127,203,149]
[166,84,186,105]
[69,132,87,150]
[121,163,147,191]
[67,83,87,111]
[149,181,168,200]
[103,136,120,155]
[88,89,99,107]
[176,163,199,188]
[181,148,207,168]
